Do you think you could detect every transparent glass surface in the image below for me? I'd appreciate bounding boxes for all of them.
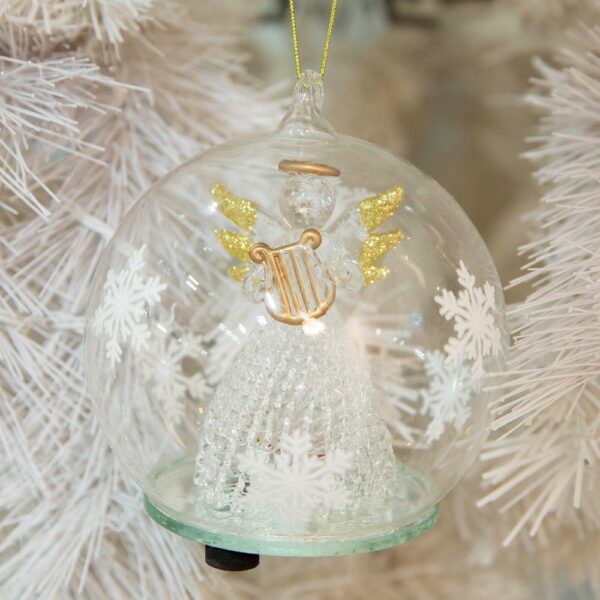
[85,71,507,555]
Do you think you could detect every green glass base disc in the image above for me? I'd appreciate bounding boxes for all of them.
[143,455,439,557]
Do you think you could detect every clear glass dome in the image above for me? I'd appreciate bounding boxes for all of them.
[85,71,508,556]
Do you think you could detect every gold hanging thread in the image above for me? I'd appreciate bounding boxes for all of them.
[288,0,339,80]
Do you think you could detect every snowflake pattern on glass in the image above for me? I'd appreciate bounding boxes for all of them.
[435,261,501,377]
[420,351,481,443]
[237,431,352,527]
[142,332,209,425]
[93,245,166,368]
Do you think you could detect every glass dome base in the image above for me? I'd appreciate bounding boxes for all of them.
[143,455,440,557]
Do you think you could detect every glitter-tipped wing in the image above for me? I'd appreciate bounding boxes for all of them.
[214,229,254,281]
[212,183,257,231]
[358,185,403,233]
[357,186,404,285]
[359,231,404,285]
[212,183,258,282]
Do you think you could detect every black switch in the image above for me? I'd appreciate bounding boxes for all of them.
[204,545,260,571]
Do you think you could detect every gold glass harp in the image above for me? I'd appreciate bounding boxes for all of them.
[249,229,336,325]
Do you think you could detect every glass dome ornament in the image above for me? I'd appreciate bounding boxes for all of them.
[85,67,508,570]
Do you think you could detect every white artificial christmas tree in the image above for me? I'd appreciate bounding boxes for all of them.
[4,1,600,598]
[480,22,600,547]
[0,2,281,597]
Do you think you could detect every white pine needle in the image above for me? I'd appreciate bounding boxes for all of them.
[0,3,283,597]
[480,24,600,545]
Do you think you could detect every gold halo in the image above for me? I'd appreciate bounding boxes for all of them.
[278,159,340,177]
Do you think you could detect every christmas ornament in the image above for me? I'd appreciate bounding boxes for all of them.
[85,0,507,572]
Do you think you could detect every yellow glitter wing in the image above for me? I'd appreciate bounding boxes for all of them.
[359,231,404,285]
[215,229,254,282]
[215,230,253,262]
[212,183,257,232]
[357,186,404,286]
[212,183,258,282]
[358,185,403,232]
[226,264,251,283]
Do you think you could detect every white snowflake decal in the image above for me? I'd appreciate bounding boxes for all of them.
[93,245,166,368]
[435,261,501,377]
[237,431,352,527]
[420,351,481,443]
[142,332,210,425]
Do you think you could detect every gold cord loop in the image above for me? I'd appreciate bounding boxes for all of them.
[288,0,339,80]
